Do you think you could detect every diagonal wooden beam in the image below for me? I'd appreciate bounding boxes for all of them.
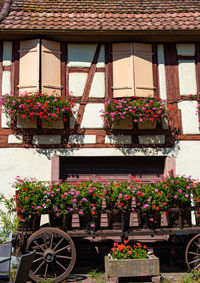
[74,44,102,131]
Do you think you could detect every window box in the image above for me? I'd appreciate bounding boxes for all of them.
[138,120,156,129]
[101,97,168,129]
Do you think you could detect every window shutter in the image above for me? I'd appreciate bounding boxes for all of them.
[133,43,154,97]
[112,43,135,98]
[18,39,40,93]
[41,40,62,96]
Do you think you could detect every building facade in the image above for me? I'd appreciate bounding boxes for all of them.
[0,0,200,196]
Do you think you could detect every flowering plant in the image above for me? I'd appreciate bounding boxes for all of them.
[162,170,193,207]
[0,92,75,122]
[13,177,45,222]
[72,180,103,216]
[103,180,132,211]
[135,182,169,214]
[109,241,148,259]
[100,97,168,126]
[41,182,73,216]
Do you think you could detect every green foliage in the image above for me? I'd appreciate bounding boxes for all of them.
[178,270,200,283]
[0,193,19,243]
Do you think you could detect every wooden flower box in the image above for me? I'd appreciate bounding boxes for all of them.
[105,255,160,283]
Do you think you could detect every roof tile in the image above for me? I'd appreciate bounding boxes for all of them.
[1,0,200,31]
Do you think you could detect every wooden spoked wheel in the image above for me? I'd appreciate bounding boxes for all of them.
[26,227,76,283]
[185,234,200,271]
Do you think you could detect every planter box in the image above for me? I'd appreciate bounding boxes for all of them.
[17,116,37,128]
[42,120,64,129]
[112,118,133,129]
[138,120,156,129]
[105,255,160,282]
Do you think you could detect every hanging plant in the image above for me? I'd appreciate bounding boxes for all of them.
[100,97,168,127]
[0,92,75,122]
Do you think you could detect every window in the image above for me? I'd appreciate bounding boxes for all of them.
[112,43,155,98]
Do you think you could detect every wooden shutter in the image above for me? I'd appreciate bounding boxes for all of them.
[112,43,135,97]
[133,43,154,97]
[18,39,40,93]
[41,40,62,96]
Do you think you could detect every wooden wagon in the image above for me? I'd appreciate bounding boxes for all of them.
[12,199,200,283]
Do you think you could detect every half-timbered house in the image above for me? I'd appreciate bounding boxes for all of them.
[0,0,200,196]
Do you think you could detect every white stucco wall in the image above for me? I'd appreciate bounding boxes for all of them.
[157,44,167,100]
[176,141,200,179]
[178,101,200,134]
[0,148,51,197]
[0,141,200,196]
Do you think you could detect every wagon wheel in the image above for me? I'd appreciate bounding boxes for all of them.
[26,227,76,283]
[185,233,200,271]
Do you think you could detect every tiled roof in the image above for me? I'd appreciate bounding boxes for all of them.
[1,0,200,30]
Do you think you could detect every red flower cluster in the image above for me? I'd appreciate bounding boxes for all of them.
[0,92,75,122]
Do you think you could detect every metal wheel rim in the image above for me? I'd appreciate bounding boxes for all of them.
[26,227,76,283]
[185,233,200,272]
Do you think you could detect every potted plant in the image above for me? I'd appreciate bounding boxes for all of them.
[105,241,160,282]
[100,96,167,129]
[103,180,133,230]
[71,179,103,230]
[0,193,19,243]
[45,182,73,230]
[0,92,75,128]
[13,177,45,231]
[163,170,193,228]
[134,182,168,229]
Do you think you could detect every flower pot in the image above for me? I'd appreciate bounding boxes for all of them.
[138,210,161,229]
[107,210,130,230]
[138,120,156,129]
[112,118,133,129]
[42,120,64,129]
[79,213,101,230]
[49,213,72,230]
[17,115,37,128]
[18,215,41,232]
[105,255,160,280]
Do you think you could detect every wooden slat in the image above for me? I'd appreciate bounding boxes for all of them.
[134,43,154,97]
[41,40,62,96]
[112,43,134,97]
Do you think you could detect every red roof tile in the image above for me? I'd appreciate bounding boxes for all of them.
[1,0,200,31]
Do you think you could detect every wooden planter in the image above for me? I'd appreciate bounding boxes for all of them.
[17,215,41,232]
[105,255,160,283]
[167,208,192,228]
[79,213,101,230]
[49,213,72,230]
[138,120,156,129]
[107,210,130,230]
[137,210,161,229]
[112,118,133,129]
